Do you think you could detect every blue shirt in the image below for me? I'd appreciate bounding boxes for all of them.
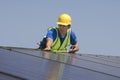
[46,28,77,45]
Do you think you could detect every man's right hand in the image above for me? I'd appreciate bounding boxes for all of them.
[43,47,51,51]
[43,38,53,51]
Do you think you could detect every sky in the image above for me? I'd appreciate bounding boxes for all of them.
[0,0,120,56]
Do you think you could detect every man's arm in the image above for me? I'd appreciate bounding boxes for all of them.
[69,43,79,53]
[69,31,79,53]
[43,38,53,51]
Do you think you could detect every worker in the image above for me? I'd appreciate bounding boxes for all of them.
[39,13,79,53]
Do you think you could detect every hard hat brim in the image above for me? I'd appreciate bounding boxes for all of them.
[57,22,71,26]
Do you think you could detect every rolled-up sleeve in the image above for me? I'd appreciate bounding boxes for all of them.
[70,31,78,45]
[46,29,56,41]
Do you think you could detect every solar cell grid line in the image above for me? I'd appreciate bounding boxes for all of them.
[96,55,120,63]
[74,54,120,66]
[76,53,120,63]
[66,53,120,69]
[1,47,120,79]
[77,53,120,65]
[73,55,120,68]
[0,62,49,80]
[90,55,120,64]
[0,54,46,77]
[69,53,120,76]
[0,61,40,80]
[0,71,27,80]
[0,48,46,60]
[66,54,120,77]
[79,54,120,64]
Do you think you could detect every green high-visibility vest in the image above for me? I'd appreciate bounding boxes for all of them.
[48,27,71,53]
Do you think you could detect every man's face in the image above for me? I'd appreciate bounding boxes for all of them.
[58,25,69,34]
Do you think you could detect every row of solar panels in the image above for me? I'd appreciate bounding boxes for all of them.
[0,46,120,80]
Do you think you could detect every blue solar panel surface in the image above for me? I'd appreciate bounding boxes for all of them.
[0,46,120,80]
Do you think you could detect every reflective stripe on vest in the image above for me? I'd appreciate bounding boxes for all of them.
[49,27,71,53]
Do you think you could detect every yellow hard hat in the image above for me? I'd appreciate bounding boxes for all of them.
[57,13,72,26]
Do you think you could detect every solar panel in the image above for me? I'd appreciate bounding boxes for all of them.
[0,46,120,80]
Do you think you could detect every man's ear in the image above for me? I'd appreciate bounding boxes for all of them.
[68,25,71,29]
